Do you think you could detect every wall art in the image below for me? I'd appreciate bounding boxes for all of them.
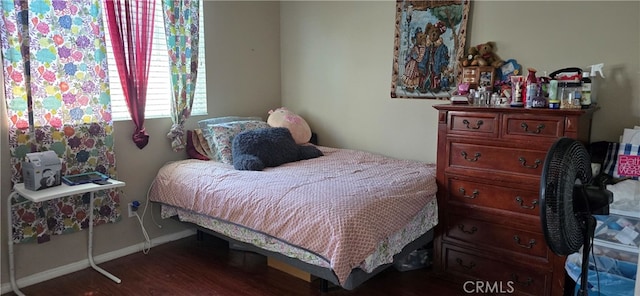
[391,0,470,99]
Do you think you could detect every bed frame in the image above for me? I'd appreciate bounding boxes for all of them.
[190,222,434,291]
[154,136,438,291]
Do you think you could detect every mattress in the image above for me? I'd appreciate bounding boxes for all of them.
[148,146,438,286]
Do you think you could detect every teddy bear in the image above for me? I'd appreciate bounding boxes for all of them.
[470,41,504,68]
[459,48,476,67]
[267,107,312,144]
[231,127,323,171]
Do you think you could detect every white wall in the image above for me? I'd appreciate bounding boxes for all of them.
[0,1,281,289]
[281,1,640,163]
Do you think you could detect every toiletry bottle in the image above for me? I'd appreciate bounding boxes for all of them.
[523,68,538,108]
[531,84,547,108]
[548,79,559,109]
[539,71,550,98]
[510,75,524,107]
[588,63,605,104]
[581,71,592,108]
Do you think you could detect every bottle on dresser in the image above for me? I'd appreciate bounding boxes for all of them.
[581,72,592,108]
[524,68,538,108]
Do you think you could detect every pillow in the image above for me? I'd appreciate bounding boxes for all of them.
[207,120,270,164]
[198,116,262,159]
[186,130,210,160]
[193,128,213,159]
[232,127,323,171]
[267,107,312,144]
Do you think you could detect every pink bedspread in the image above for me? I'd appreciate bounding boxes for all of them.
[148,146,437,285]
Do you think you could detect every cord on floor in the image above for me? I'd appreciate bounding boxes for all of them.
[134,210,151,254]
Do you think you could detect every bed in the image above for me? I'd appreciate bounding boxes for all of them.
[147,142,438,290]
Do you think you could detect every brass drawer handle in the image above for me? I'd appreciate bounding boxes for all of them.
[513,235,536,249]
[456,258,476,270]
[518,157,541,169]
[463,119,483,129]
[461,151,481,162]
[457,224,478,234]
[459,187,479,199]
[520,122,545,134]
[515,196,538,210]
[511,273,533,286]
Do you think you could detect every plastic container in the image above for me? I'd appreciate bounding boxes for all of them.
[559,82,582,109]
[565,253,636,296]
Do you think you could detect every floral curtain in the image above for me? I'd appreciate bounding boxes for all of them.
[1,0,120,244]
[163,0,199,151]
[104,0,154,149]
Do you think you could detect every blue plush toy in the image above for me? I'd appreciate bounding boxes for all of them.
[232,127,323,171]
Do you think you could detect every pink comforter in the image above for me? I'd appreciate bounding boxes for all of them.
[148,146,437,284]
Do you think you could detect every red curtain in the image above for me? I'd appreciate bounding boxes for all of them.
[104,0,155,149]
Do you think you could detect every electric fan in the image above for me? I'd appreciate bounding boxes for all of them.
[539,137,613,296]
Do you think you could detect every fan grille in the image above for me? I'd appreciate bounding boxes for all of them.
[540,138,592,255]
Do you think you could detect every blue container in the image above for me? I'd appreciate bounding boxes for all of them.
[565,253,636,296]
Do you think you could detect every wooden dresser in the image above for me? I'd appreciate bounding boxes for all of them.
[432,104,597,296]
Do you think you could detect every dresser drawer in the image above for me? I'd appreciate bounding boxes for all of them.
[446,213,548,259]
[447,177,540,217]
[502,114,565,142]
[449,142,546,177]
[448,112,499,138]
[443,244,550,296]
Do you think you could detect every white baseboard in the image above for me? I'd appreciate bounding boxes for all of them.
[1,229,196,294]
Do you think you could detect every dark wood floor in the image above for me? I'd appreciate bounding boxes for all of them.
[5,234,464,296]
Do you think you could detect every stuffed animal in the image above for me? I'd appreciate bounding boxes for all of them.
[232,127,323,171]
[267,107,312,144]
[471,41,504,68]
[459,49,476,67]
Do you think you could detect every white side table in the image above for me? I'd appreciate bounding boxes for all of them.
[6,179,125,296]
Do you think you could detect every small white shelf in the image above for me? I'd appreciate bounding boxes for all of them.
[593,209,640,267]
[13,179,125,202]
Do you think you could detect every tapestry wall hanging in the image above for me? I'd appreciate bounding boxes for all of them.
[391,0,470,99]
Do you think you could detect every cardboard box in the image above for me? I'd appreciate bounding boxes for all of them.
[22,151,62,191]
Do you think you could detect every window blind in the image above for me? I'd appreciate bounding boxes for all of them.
[102,3,207,121]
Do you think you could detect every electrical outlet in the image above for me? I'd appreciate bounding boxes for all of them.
[127,202,135,218]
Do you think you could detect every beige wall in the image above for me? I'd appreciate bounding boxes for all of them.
[0,1,281,289]
[2,0,640,291]
[281,1,640,163]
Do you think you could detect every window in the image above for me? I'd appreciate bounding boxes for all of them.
[102,3,207,121]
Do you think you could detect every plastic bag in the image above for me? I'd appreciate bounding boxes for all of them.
[565,253,637,296]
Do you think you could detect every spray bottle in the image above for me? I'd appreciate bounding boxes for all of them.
[586,63,605,104]
[581,72,592,108]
